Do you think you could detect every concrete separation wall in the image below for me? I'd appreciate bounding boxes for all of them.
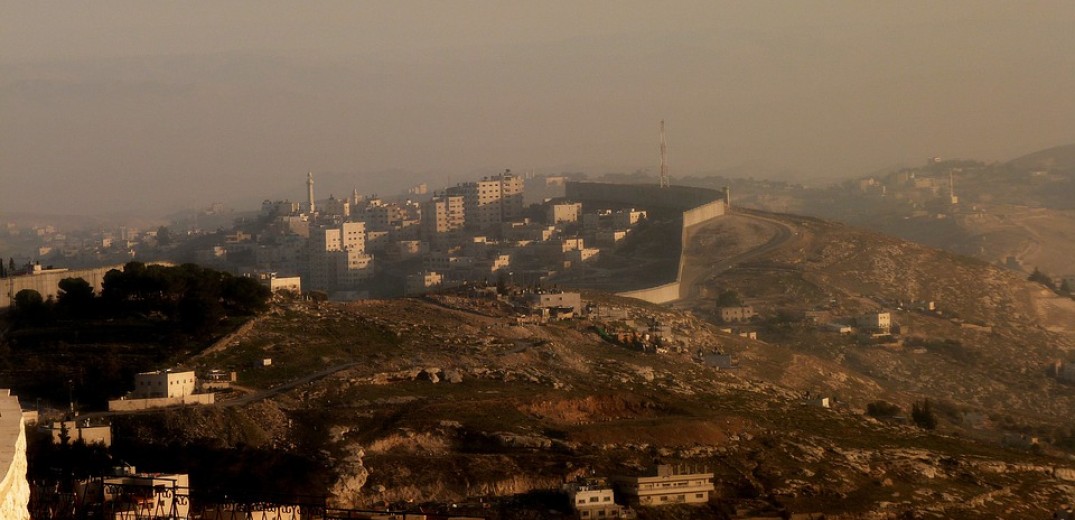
[0,390,30,520]
[565,182,727,304]
[566,182,724,211]
[683,200,726,227]
[1,262,174,311]
[108,393,215,412]
[617,281,682,304]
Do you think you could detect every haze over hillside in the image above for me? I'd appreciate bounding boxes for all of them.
[3,2,1075,216]
[12,210,1073,517]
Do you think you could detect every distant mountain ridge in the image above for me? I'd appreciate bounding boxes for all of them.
[1007,143,1075,172]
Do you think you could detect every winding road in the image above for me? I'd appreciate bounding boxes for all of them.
[675,208,800,304]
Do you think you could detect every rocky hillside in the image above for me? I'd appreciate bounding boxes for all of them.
[112,279,1075,518]
[687,212,1075,437]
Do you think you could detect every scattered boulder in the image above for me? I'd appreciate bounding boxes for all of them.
[420,367,442,383]
[329,445,369,508]
[444,369,464,384]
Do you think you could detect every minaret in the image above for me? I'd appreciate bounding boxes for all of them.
[948,170,958,205]
[659,120,669,188]
[307,172,316,214]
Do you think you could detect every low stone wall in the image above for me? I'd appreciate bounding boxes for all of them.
[107,393,215,412]
[0,390,29,520]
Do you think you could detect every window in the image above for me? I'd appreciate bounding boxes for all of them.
[590,497,599,503]
[696,493,705,499]
[603,496,610,502]
[660,496,668,502]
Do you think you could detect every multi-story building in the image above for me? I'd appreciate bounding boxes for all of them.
[340,221,366,252]
[361,201,404,232]
[447,170,525,231]
[308,222,373,293]
[319,195,351,217]
[563,481,635,519]
[524,290,583,317]
[421,194,466,244]
[254,235,307,276]
[547,202,583,224]
[612,465,714,507]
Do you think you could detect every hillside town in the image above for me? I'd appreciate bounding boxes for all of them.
[1,171,660,304]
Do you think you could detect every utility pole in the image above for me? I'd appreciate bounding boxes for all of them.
[659,120,669,188]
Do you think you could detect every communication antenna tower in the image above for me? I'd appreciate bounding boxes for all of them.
[659,120,669,188]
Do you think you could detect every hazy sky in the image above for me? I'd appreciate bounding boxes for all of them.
[3,1,1074,215]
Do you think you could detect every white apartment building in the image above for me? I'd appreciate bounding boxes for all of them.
[612,465,714,507]
[564,482,635,519]
[309,222,373,292]
[448,171,525,231]
[421,194,466,242]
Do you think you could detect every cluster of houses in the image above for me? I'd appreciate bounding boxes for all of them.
[806,310,896,338]
[563,465,715,519]
[42,463,712,519]
[106,369,217,412]
[5,172,653,303]
[42,368,235,451]
[196,172,652,300]
[0,222,173,270]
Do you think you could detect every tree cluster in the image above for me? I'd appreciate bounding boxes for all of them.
[911,399,938,430]
[865,400,901,418]
[1029,267,1073,300]
[1029,267,1055,289]
[11,261,271,335]
[716,289,744,307]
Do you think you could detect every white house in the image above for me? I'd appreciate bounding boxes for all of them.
[131,370,196,399]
